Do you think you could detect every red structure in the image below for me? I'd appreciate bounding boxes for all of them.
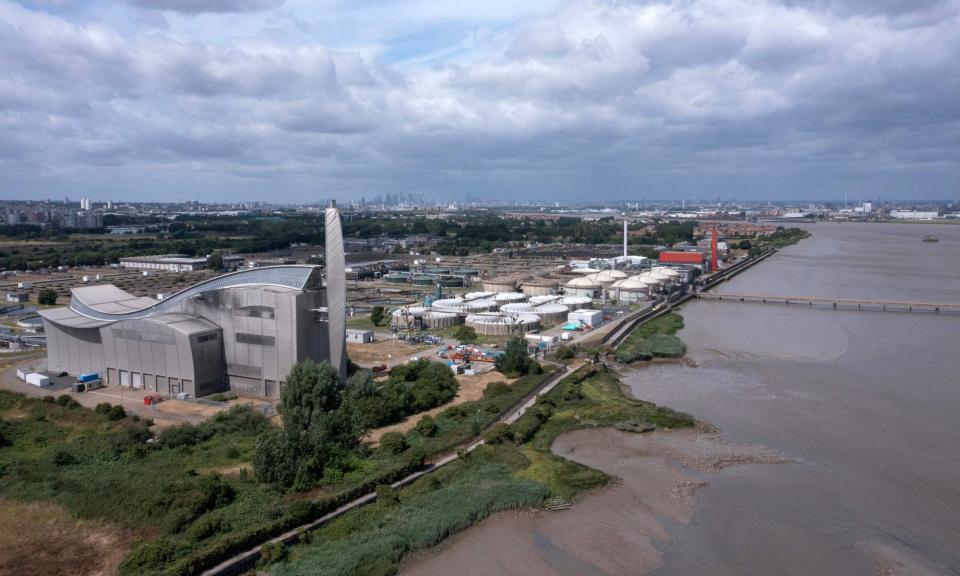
[659,251,709,268]
[711,225,719,273]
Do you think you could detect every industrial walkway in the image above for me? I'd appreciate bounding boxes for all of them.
[694,293,960,314]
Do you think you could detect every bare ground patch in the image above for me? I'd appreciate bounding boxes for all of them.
[0,499,137,576]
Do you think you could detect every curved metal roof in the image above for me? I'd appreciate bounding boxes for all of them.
[70,265,322,322]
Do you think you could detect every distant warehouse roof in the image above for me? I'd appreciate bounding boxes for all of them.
[658,251,708,264]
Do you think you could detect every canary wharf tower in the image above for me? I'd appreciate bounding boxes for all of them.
[325,200,348,380]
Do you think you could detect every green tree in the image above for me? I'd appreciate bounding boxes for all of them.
[495,337,535,377]
[452,325,477,343]
[254,360,361,489]
[37,289,58,305]
[380,432,407,454]
[370,306,386,326]
[737,239,752,250]
[207,250,224,271]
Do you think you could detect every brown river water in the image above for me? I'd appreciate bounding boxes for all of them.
[403,222,960,576]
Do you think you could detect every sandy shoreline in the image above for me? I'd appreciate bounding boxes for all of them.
[401,425,785,576]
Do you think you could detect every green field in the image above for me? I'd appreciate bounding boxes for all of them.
[614,312,687,363]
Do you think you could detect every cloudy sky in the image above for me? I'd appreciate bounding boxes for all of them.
[1,0,958,203]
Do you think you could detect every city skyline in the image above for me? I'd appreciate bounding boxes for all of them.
[1,0,958,202]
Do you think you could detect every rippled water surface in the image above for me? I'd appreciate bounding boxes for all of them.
[624,222,960,575]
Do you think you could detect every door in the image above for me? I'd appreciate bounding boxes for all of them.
[119,370,130,387]
[131,372,142,389]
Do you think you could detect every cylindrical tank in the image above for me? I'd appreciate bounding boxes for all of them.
[500,302,535,314]
[557,295,593,310]
[529,295,561,305]
[466,312,541,336]
[423,310,461,329]
[493,292,527,306]
[482,277,520,293]
[533,303,569,324]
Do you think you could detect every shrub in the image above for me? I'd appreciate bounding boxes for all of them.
[414,415,438,437]
[259,541,287,565]
[483,381,511,398]
[42,396,56,404]
[452,325,477,343]
[370,306,386,326]
[107,405,126,421]
[380,432,407,454]
[56,395,81,409]
[37,288,58,305]
[159,423,201,448]
[554,344,576,360]
[375,484,399,505]
[481,423,513,445]
[95,403,112,415]
[53,449,78,466]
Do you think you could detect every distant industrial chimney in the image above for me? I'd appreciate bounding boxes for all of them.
[711,225,719,273]
[623,220,628,258]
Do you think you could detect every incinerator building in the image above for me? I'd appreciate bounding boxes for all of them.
[38,205,349,398]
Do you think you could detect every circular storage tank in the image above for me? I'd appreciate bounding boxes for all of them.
[529,294,561,305]
[610,277,653,304]
[493,292,527,306]
[466,312,541,336]
[521,279,560,296]
[391,306,428,329]
[437,275,464,288]
[464,291,495,301]
[564,276,601,298]
[558,295,593,310]
[412,275,435,286]
[587,269,628,286]
[638,272,663,290]
[500,302,535,314]
[533,303,569,324]
[648,270,674,286]
[16,315,44,333]
[454,268,479,277]
[482,277,520,293]
[384,273,409,284]
[431,298,498,315]
[423,310,461,329]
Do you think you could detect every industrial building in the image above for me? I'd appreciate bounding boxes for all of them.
[119,254,211,272]
[38,204,349,397]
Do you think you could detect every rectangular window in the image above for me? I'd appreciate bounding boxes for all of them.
[236,333,275,346]
[196,333,219,343]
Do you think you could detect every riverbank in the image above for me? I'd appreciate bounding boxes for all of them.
[267,365,701,576]
[403,425,785,576]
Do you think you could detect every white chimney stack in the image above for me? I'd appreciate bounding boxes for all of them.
[623,220,628,258]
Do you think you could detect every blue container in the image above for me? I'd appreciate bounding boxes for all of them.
[77,372,99,383]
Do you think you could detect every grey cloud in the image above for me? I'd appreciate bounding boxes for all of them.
[1,0,958,201]
[127,0,283,14]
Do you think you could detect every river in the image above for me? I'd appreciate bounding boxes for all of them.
[405,222,960,576]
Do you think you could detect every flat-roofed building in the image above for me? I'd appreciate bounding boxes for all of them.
[119,254,209,272]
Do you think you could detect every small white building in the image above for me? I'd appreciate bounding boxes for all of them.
[6,292,30,303]
[568,309,603,329]
[346,329,374,344]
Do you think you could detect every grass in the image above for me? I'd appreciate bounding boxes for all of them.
[272,446,547,576]
[347,314,383,332]
[268,365,694,575]
[615,312,687,363]
[0,388,418,576]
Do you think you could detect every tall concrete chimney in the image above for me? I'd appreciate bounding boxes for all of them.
[623,220,628,258]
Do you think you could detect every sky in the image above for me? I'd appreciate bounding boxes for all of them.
[1,0,958,203]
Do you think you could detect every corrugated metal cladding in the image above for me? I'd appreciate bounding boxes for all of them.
[39,265,332,399]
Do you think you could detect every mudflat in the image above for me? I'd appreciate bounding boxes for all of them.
[402,426,782,576]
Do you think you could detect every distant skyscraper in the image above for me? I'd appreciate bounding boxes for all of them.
[325,201,347,380]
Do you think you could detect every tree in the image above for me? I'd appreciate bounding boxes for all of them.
[37,289,58,305]
[207,250,224,271]
[380,432,407,454]
[413,415,438,437]
[452,325,477,343]
[370,306,386,326]
[254,360,362,489]
[737,239,752,250]
[495,337,536,377]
